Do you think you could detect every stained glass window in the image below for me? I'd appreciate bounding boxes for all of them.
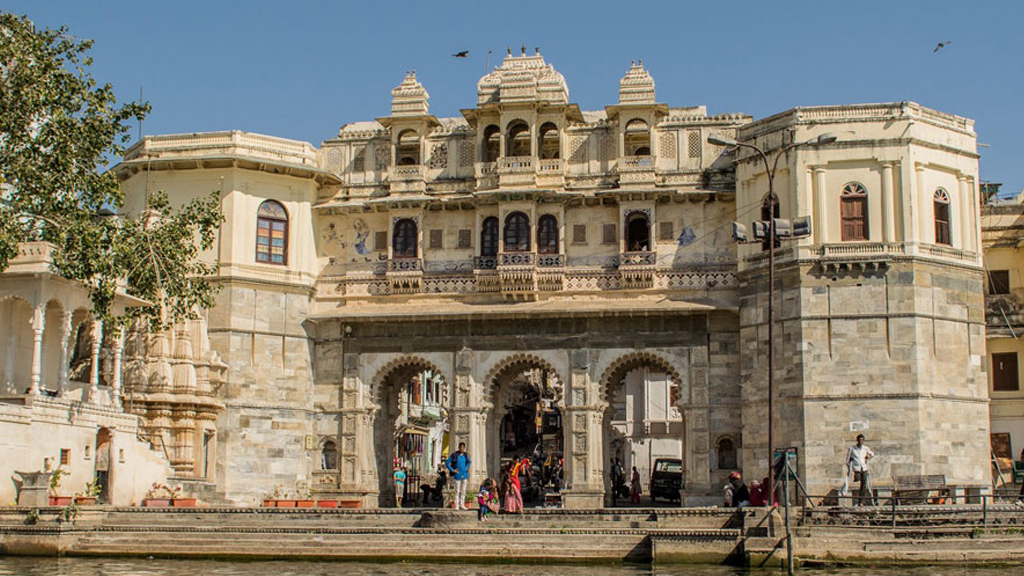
[256,200,288,265]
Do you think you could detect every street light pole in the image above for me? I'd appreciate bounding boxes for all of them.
[709,132,836,506]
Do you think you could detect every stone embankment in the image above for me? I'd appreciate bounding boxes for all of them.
[0,505,1022,565]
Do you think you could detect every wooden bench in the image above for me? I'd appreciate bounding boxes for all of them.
[893,474,949,505]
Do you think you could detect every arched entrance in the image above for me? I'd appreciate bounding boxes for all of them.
[601,354,684,506]
[371,360,448,507]
[486,358,565,505]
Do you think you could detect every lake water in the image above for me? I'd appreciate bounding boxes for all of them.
[0,558,1020,576]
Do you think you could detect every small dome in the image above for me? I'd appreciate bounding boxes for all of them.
[618,60,656,105]
[390,71,430,116]
[477,47,568,106]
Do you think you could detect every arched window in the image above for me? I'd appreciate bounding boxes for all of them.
[504,211,530,252]
[537,214,559,254]
[256,200,288,265]
[717,438,737,470]
[481,216,499,257]
[840,183,869,242]
[393,218,418,258]
[396,129,420,165]
[624,118,651,156]
[934,188,951,246]
[482,125,500,162]
[321,439,338,470]
[506,120,531,157]
[538,122,560,159]
[625,211,650,251]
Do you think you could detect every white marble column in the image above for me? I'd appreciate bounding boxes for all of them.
[881,162,896,242]
[110,327,124,408]
[28,305,45,396]
[88,319,103,402]
[957,174,970,250]
[3,301,15,394]
[57,312,72,397]
[907,163,924,243]
[813,167,828,244]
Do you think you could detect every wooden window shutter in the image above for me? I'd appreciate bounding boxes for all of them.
[993,352,1019,391]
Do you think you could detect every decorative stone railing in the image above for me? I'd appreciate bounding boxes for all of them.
[474,256,498,270]
[124,130,318,167]
[919,243,977,262]
[498,156,533,173]
[475,162,497,177]
[537,159,564,173]
[499,252,535,266]
[326,267,738,299]
[537,254,565,268]
[739,102,974,143]
[618,155,654,170]
[388,164,424,181]
[820,242,906,259]
[387,257,422,272]
[620,251,656,267]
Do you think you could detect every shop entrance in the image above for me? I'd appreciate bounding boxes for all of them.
[489,362,564,505]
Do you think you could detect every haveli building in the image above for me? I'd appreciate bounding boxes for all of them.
[2,49,992,508]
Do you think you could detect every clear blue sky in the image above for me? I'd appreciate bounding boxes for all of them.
[8,0,1023,196]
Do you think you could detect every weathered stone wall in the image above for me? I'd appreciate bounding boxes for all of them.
[206,282,316,504]
[740,259,989,497]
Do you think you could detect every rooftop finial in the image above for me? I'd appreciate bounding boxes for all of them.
[507,46,511,55]
[535,46,540,55]
[521,44,526,55]
[631,59,635,66]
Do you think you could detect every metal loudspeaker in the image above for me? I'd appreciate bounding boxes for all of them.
[731,221,748,242]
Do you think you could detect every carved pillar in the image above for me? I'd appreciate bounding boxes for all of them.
[881,162,896,242]
[57,312,72,396]
[88,319,103,401]
[906,163,924,244]
[3,300,14,394]
[338,353,377,506]
[28,305,45,396]
[683,345,711,499]
[561,349,605,509]
[450,349,489,487]
[110,327,124,408]
[812,167,828,244]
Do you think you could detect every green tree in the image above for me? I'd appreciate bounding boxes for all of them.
[0,13,222,328]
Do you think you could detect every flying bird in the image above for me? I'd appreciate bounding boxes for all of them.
[933,40,952,53]
[452,50,469,58]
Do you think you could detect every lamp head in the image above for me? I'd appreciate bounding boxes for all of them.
[814,132,838,145]
[707,133,739,147]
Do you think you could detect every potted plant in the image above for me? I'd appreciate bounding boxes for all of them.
[276,488,297,508]
[47,466,71,506]
[172,494,197,507]
[143,483,180,507]
[338,499,361,509]
[74,479,101,505]
[296,488,315,508]
[262,485,285,508]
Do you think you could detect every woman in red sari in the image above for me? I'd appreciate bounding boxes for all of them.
[504,457,525,513]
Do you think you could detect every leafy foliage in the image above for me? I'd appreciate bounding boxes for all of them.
[0,13,222,327]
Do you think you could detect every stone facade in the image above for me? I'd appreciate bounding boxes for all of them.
[981,199,1024,469]
[107,51,988,506]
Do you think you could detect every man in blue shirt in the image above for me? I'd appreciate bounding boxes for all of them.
[446,442,472,510]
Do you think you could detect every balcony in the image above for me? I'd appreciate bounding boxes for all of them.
[497,252,536,300]
[536,158,565,188]
[474,161,498,189]
[386,257,422,294]
[619,250,656,288]
[498,156,534,187]
[499,252,535,266]
[617,155,655,185]
[387,164,425,193]
[537,254,565,268]
[474,256,498,270]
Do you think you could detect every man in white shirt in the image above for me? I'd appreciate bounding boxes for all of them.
[845,434,875,506]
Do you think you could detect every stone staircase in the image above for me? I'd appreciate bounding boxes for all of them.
[0,507,746,563]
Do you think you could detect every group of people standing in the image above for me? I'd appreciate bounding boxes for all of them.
[441,442,534,520]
